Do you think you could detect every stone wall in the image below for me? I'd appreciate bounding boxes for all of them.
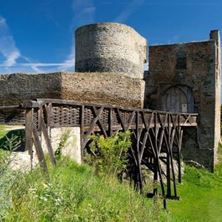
[75,23,147,79]
[145,31,221,170]
[0,72,145,108]
[43,127,81,164]
[0,73,62,106]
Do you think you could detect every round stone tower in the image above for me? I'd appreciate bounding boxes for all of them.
[75,23,147,79]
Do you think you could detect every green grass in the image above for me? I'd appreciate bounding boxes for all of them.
[3,158,169,222]
[7,156,222,222]
[168,144,222,222]
[0,125,6,138]
[1,122,222,222]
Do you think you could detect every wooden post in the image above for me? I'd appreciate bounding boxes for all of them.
[108,108,113,136]
[32,126,48,175]
[136,111,143,191]
[25,108,34,169]
[41,118,56,166]
[80,105,85,158]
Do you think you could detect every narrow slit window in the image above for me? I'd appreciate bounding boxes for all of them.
[176,52,187,70]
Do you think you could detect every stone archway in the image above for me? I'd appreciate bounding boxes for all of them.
[161,86,194,113]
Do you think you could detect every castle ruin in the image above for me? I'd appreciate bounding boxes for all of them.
[0,22,220,171]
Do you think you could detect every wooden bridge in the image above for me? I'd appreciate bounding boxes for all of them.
[0,99,198,208]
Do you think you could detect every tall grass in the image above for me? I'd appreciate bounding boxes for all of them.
[0,125,6,138]
[0,149,18,219]
[4,158,169,222]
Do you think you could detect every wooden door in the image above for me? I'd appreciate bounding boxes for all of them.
[161,86,194,113]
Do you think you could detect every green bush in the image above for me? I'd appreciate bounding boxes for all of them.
[85,131,132,176]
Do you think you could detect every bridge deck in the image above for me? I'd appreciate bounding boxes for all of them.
[0,98,198,128]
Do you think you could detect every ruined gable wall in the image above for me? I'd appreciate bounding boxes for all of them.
[145,37,220,170]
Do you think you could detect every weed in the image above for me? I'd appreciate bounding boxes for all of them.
[4,158,164,222]
[55,129,71,160]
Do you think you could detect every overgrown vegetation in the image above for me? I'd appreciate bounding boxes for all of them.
[0,129,168,221]
[0,128,26,219]
[2,158,169,222]
[55,129,71,160]
[1,125,222,221]
[85,131,131,176]
[0,125,6,138]
[0,147,18,218]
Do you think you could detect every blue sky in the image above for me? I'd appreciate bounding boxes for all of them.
[0,0,222,73]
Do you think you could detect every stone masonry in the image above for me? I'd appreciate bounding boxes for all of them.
[75,23,147,79]
[0,72,145,108]
[145,30,221,170]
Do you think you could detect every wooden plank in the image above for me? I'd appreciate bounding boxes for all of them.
[116,109,126,131]
[46,103,52,128]
[178,129,183,183]
[139,131,148,163]
[32,126,48,174]
[166,151,171,197]
[136,111,143,191]
[92,106,108,137]
[0,105,20,109]
[82,107,104,148]
[126,111,136,130]
[169,128,177,197]
[108,108,113,136]
[41,118,56,166]
[80,105,85,155]
[36,98,198,115]
[25,108,33,155]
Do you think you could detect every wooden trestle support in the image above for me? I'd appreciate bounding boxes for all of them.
[0,99,198,208]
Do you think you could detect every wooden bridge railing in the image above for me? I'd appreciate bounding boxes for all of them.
[0,99,198,208]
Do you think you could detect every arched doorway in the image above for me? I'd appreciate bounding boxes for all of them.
[161,86,194,113]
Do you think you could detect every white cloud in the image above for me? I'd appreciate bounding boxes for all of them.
[57,0,96,72]
[72,0,96,26]
[0,17,21,67]
[0,0,96,74]
[0,17,6,25]
[115,0,144,23]
[59,45,75,71]
[56,0,96,72]
[72,1,96,34]
[0,16,43,73]
[0,15,75,74]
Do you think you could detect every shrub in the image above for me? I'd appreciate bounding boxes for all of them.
[85,131,132,176]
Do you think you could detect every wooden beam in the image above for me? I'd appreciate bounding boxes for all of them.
[25,108,33,155]
[32,126,48,174]
[41,118,56,166]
